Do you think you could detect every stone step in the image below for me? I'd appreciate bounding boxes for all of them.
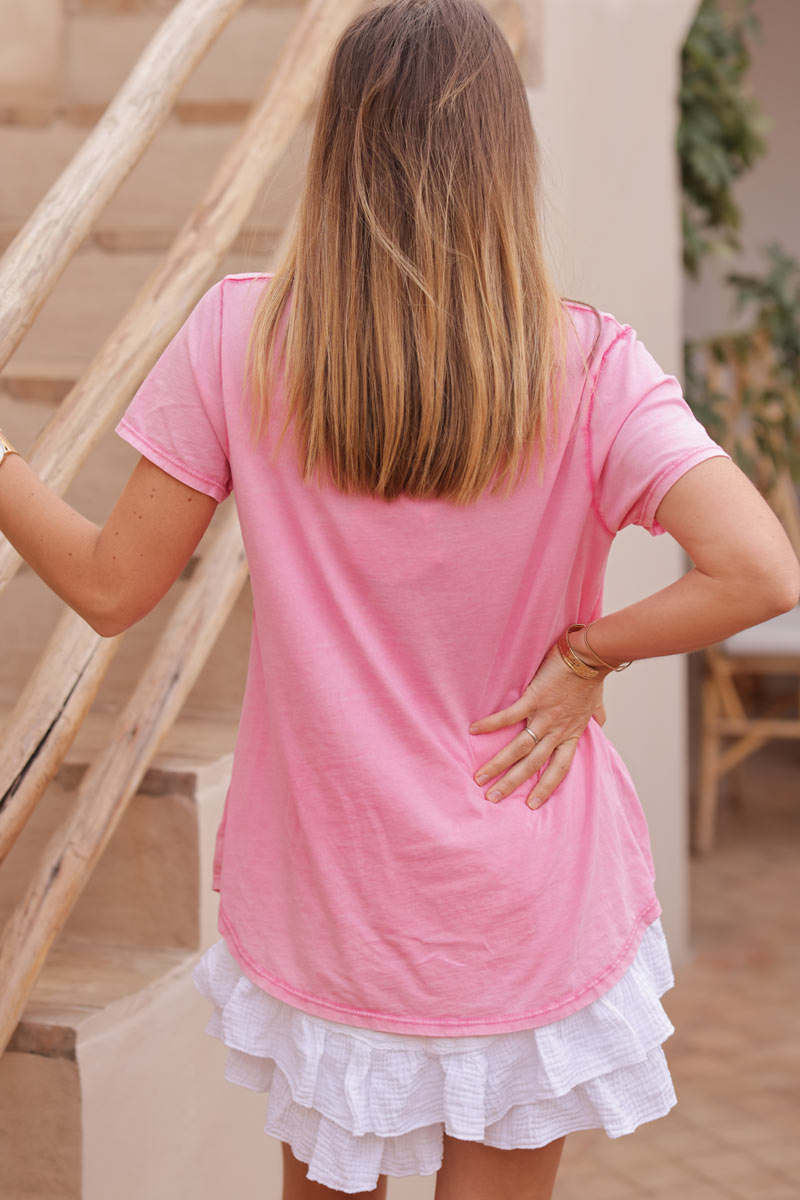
[0,704,239,952]
[64,5,300,125]
[0,544,251,720]
[7,939,194,1058]
[1,936,277,1199]
[0,248,276,387]
[68,708,242,768]
[0,2,302,127]
[0,111,309,259]
[72,0,293,12]
[0,358,87,405]
[0,481,248,947]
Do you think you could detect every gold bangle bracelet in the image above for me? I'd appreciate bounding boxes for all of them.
[583,622,632,672]
[557,624,600,679]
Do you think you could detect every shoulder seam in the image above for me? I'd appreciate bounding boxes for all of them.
[217,267,224,394]
[585,325,635,538]
[562,300,622,328]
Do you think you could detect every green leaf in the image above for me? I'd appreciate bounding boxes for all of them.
[678,0,767,275]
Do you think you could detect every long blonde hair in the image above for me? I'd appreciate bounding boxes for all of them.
[245,0,569,503]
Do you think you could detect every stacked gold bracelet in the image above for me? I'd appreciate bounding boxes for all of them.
[557,624,600,678]
[557,622,632,678]
[583,621,632,672]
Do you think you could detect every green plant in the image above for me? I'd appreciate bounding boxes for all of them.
[727,242,800,388]
[678,0,769,278]
[684,244,800,485]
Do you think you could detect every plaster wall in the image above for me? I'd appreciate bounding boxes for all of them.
[528,0,700,965]
[0,0,63,115]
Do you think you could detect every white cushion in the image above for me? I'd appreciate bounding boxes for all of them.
[722,605,800,656]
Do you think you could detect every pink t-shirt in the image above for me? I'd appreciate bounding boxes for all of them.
[117,272,728,1036]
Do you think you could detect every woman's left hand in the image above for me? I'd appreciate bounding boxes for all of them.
[469,642,607,810]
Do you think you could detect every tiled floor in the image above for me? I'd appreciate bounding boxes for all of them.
[553,739,800,1200]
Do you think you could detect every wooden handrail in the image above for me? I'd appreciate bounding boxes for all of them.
[0,0,248,371]
[0,506,248,1055]
[0,613,121,864]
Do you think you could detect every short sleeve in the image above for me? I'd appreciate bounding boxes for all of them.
[588,324,730,536]
[115,280,232,503]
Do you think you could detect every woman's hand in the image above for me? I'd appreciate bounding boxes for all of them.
[469,643,607,810]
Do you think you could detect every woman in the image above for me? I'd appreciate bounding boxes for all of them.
[1,1,797,1196]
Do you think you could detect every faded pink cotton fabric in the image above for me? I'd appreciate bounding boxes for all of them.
[116,272,728,1036]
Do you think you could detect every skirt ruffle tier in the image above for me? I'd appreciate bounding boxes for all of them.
[192,917,677,1194]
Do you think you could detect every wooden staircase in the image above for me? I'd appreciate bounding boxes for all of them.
[0,2,312,407]
[0,717,241,1200]
[0,2,528,1196]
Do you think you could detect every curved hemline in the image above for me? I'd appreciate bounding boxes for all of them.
[216,897,663,1037]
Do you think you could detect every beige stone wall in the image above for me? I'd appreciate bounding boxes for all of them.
[0,1,307,258]
[527,0,699,965]
[0,0,64,121]
[0,0,300,121]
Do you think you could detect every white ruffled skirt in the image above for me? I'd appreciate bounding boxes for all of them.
[192,918,677,1194]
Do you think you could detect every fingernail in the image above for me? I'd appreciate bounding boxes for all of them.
[526,797,540,810]
[475,774,488,785]
[487,790,501,803]
[469,724,480,734]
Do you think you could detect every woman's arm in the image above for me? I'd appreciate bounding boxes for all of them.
[571,454,800,667]
[470,455,800,809]
[0,449,218,637]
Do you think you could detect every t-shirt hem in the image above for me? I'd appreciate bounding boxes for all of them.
[641,446,731,535]
[115,416,231,503]
[217,896,663,1037]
